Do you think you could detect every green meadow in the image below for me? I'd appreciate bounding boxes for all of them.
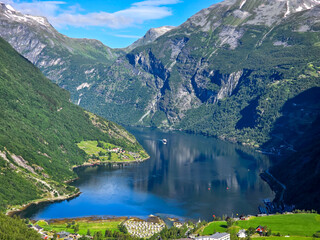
[37,218,122,236]
[201,214,320,238]
[77,140,146,163]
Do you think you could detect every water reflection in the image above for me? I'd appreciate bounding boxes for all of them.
[22,127,274,220]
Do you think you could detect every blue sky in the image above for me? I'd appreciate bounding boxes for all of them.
[5,0,221,48]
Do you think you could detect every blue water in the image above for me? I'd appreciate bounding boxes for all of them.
[21,127,274,220]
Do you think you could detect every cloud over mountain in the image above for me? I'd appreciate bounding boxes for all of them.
[2,0,181,28]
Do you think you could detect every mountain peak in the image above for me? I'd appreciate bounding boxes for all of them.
[0,2,50,27]
[1,3,15,12]
[184,0,320,31]
[126,26,175,51]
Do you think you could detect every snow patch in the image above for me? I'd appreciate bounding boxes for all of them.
[5,4,15,12]
[303,3,310,9]
[85,68,95,74]
[239,0,247,9]
[26,15,48,26]
[284,0,290,17]
[76,82,91,91]
[296,6,303,11]
[2,5,49,26]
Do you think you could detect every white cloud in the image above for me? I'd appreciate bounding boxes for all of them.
[113,34,142,39]
[5,0,181,29]
[133,0,181,6]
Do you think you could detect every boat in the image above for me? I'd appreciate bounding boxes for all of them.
[162,139,167,144]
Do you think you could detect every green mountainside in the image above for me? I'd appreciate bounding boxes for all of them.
[0,214,41,239]
[0,37,145,212]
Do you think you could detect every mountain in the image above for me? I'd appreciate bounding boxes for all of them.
[126,26,176,51]
[270,113,320,211]
[0,3,123,98]
[0,0,320,153]
[0,36,146,212]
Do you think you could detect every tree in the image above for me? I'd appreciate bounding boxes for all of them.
[86,229,91,236]
[246,227,255,236]
[97,141,103,148]
[93,231,103,240]
[52,233,57,240]
[105,229,112,237]
[74,224,80,234]
[226,218,235,228]
[98,151,104,156]
[313,231,320,238]
[118,223,128,234]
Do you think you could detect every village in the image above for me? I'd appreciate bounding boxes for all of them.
[25,211,318,240]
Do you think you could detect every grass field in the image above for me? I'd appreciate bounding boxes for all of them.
[77,140,138,162]
[201,214,320,238]
[201,221,227,235]
[256,237,313,240]
[37,218,123,235]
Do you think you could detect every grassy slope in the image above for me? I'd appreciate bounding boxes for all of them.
[77,140,148,162]
[37,219,122,236]
[0,37,146,212]
[202,214,320,237]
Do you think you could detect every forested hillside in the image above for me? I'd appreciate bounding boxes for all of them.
[0,37,145,212]
[0,214,41,239]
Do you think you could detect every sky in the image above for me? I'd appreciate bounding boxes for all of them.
[3,0,221,48]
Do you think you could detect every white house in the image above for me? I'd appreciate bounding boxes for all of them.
[237,229,247,238]
[195,232,230,240]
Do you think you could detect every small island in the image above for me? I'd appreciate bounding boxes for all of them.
[75,140,149,168]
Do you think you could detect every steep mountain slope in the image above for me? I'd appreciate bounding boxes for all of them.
[270,112,320,211]
[0,3,123,102]
[0,37,145,212]
[0,0,320,153]
[123,0,320,149]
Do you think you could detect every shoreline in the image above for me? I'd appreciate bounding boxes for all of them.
[72,156,150,170]
[6,157,150,218]
[6,191,81,217]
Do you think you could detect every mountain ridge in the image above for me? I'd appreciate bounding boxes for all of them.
[1,0,320,150]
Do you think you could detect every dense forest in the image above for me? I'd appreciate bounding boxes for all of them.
[0,214,41,240]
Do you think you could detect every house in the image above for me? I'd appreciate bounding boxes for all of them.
[195,232,230,240]
[57,231,70,239]
[256,225,268,236]
[237,229,247,238]
[256,225,264,233]
[32,225,43,232]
